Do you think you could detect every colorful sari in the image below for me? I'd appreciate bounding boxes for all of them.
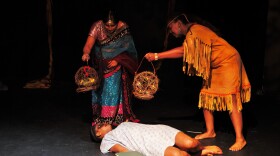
[88,20,139,126]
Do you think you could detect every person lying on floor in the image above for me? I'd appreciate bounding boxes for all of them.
[91,121,223,156]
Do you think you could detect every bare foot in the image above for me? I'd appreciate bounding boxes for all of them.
[202,145,223,155]
[229,140,246,151]
[195,132,216,140]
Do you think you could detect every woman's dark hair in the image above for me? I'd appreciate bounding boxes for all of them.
[167,13,189,26]
[185,14,222,36]
[89,123,117,143]
[164,12,222,49]
[102,9,119,25]
[90,125,102,143]
[167,13,221,35]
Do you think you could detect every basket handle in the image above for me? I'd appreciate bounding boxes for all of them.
[135,56,156,75]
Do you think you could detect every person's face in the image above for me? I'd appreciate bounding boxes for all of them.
[168,21,183,38]
[95,123,112,139]
[105,22,118,34]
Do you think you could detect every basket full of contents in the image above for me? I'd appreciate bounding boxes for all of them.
[75,65,99,93]
[132,57,159,100]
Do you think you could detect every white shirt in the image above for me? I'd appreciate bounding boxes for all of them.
[100,122,180,156]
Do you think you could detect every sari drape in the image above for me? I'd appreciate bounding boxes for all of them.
[89,21,139,126]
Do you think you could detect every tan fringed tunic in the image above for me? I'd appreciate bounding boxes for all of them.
[183,24,251,112]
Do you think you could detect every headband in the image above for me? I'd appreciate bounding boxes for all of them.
[167,13,190,27]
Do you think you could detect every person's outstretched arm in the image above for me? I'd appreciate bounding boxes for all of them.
[145,46,184,62]
[82,36,96,62]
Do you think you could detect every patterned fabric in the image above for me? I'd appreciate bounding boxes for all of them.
[183,24,251,112]
[100,122,180,156]
[88,20,139,126]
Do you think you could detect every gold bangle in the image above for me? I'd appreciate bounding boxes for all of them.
[155,53,158,61]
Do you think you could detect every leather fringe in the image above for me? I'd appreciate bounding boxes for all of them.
[183,36,212,87]
[198,92,243,112]
[198,85,251,113]
[241,85,251,103]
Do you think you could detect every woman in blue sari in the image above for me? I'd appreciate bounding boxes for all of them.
[82,10,139,130]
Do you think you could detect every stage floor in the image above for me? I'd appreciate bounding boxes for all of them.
[1,82,279,156]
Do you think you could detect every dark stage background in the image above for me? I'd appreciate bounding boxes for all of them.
[3,0,276,97]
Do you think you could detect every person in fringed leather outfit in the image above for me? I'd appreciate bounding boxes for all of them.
[82,10,139,139]
[145,13,251,151]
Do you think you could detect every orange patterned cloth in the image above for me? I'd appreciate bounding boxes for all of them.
[183,24,251,112]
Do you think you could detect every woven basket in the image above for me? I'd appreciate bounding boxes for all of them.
[133,57,159,100]
[75,65,99,93]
